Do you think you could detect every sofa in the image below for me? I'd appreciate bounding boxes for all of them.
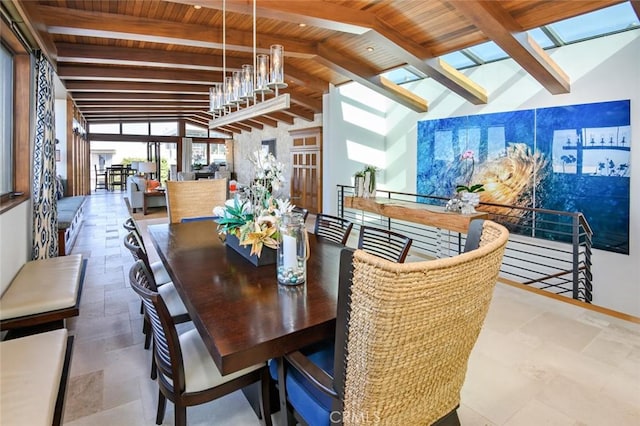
[126,176,167,213]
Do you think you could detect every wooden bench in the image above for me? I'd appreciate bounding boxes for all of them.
[0,329,74,426]
[0,254,86,337]
[57,196,86,256]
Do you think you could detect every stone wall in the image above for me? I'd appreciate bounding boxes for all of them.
[231,113,322,198]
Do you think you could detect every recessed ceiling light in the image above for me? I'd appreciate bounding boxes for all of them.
[366,46,375,52]
[299,23,307,28]
[193,4,202,9]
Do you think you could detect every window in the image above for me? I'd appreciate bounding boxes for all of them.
[186,123,208,137]
[89,123,120,134]
[0,43,13,197]
[151,121,178,136]
[0,18,30,209]
[122,122,149,135]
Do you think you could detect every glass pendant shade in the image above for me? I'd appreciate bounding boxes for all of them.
[232,71,242,104]
[255,54,272,93]
[209,86,216,112]
[224,76,234,106]
[268,44,287,89]
[240,64,254,99]
[210,83,224,112]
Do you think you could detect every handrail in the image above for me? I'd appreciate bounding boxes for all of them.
[337,185,593,303]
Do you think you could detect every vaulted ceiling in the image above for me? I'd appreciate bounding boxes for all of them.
[6,0,629,135]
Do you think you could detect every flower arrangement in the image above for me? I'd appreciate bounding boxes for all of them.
[214,150,292,257]
[455,150,485,194]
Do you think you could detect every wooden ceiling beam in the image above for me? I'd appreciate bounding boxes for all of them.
[450,0,570,94]
[185,0,484,105]
[56,43,245,71]
[72,92,208,102]
[286,106,315,122]
[285,65,330,93]
[367,21,488,105]
[36,5,315,58]
[76,101,209,108]
[167,0,372,34]
[289,92,323,112]
[247,116,278,128]
[316,43,427,112]
[57,64,222,85]
[265,111,295,125]
[65,81,209,94]
[11,1,58,65]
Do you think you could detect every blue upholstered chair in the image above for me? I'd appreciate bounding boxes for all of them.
[276,219,509,426]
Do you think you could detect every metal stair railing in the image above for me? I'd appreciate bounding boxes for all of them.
[337,185,593,303]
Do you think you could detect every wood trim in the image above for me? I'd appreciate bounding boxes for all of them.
[498,278,640,325]
[13,50,32,197]
[345,196,487,234]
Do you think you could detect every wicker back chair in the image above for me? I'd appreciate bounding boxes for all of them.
[314,213,353,245]
[128,260,272,426]
[357,225,412,262]
[165,179,227,224]
[280,220,509,425]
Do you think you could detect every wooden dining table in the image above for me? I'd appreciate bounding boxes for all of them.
[147,220,343,375]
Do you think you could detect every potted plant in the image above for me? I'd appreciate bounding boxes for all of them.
[363,165,377,198]
[354,171,365,197]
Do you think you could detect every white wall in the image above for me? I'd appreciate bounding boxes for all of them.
[0,201,30,295]
[325,31,640,316]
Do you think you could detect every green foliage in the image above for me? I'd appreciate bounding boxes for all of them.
[455,184,485,193]
[216,198,253,235]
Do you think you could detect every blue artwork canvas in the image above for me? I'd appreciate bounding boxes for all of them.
[417,100,630,254]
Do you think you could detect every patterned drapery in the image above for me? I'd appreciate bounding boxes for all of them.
[32,52,58,259]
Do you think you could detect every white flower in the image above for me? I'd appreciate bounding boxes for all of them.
[274,198,293,216]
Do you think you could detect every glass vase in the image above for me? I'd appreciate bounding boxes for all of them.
[277,213,308,286]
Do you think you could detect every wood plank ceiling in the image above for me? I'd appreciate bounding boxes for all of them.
[8,0,624,135]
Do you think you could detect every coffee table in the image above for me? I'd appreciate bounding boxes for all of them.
[143,190,165,215]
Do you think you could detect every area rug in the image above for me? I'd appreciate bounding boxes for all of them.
[124,196,168,221]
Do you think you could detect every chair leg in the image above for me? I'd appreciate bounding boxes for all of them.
[143,318,152,350]
[277,357,296,426]
[150,352,157,380]
[155,390,166,425]
[259,369,273,426]
[174,404,187,426]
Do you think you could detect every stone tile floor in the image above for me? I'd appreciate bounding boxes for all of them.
[63,191,640,425]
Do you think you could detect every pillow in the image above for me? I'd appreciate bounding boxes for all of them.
[147,179,160,191]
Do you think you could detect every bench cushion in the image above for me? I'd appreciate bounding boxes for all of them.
[57,196,85,229]
[0,255,82,320]
[0,328,68,426]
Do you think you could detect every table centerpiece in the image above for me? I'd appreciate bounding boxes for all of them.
[214,150,293,266]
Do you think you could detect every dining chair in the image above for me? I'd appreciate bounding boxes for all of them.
[128,260,273,426]
[94,164,107,191]
[123,217,144,247]
[124,236,190,352]
[357,225,413,263]
[123,231,170,287]
[313,213,353,245]
[166,179,227,224]
[277,220,509,426]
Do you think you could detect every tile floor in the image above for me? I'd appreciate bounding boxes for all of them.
[63,191,640,425]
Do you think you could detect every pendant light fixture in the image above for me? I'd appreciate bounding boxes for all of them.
[209,0,290,130]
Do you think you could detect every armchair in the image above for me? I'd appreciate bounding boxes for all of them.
[278,219,509,425]
[126,176,166,213]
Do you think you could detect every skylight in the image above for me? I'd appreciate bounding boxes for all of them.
[550,2,639,43]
